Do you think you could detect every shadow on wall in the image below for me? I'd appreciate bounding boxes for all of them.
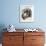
[0,24,7,43]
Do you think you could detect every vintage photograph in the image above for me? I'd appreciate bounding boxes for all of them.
[20,5,34,22]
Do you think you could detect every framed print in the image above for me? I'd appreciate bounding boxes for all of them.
[20,5,34,22]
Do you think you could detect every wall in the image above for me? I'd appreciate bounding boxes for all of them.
[0,0,46,29]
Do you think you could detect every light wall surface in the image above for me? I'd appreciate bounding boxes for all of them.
[0,0,46,43]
